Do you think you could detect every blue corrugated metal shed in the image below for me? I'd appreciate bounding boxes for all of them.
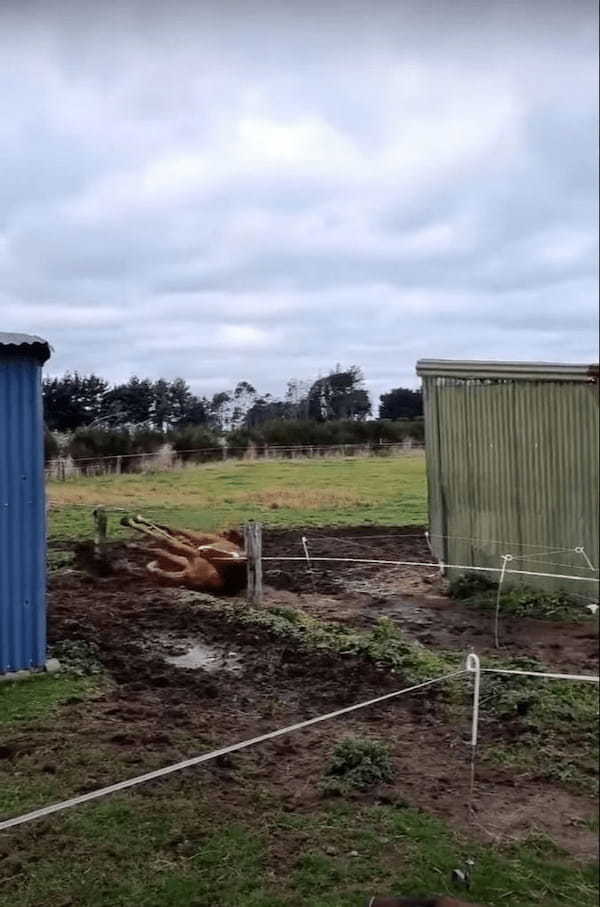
[0,332,51,673]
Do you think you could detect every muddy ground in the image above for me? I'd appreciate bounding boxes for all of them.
[41,526,599,860]
[261,527,599,674]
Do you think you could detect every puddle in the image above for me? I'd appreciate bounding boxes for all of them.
[158,634,243,674]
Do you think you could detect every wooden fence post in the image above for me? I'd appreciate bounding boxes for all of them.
[244,521,263,606]
[93,507,107,564]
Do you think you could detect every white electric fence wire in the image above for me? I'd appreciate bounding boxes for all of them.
[0,671,465,833]
[577,547,597,571]
[482,668,599,683]
[429,534,583,551]
[44,510,586,555]
[304,534,427,542]
[506,557,597,571]
[494,548,573,560]
[304,535,587,558]
[502,547,599,571]
[255,556,599,584]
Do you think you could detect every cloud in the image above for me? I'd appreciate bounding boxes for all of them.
[0,0,597,404]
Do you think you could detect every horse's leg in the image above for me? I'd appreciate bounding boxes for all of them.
[124,516,199,558]
[146,550,190,584]
[167,527,223,547]
[130,517,214,546]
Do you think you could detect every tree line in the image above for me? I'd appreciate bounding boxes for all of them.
[43,366,422,432]
[43,365,423,462]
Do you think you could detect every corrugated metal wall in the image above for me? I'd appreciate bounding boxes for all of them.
[422,377,599,590]
[0,355,47,672]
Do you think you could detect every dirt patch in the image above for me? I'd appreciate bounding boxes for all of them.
[40,528,599,860]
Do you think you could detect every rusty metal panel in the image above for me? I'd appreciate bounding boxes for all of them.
[419,369,599,592]
[0,353,47,672]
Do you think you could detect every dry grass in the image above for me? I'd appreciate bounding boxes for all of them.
[236,487,365,510]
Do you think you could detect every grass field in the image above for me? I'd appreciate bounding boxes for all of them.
[47,454,427,540]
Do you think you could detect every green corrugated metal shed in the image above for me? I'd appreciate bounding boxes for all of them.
[416,359,599,592]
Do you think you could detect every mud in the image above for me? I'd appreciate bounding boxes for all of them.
[38,526,600,859]
[262,527,599,673]
[159,634,243,673]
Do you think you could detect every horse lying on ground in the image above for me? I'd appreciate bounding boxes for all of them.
[121,515,246,595]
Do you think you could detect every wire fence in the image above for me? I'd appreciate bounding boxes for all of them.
[0,656,596,833]
[46,440,425,479]
[45,505,599,594]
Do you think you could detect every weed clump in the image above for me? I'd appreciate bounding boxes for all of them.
[321,737,393,794]
[50,640,104,675]
[480,656,599,793]
[449,572,592,621]
[47,549,76,573]
[236,607,456,684]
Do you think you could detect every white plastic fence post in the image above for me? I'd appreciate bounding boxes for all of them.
[465,651,481,815]
[494,554,512,649]
[301,535,317,593]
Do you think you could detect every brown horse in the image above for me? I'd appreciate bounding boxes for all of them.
[122,515,246,595]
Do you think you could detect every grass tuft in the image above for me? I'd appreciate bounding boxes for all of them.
[321,737,393,794]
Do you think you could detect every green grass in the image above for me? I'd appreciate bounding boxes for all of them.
[47,455,427,540]
[0,673,103,726]
[477,658,599,793]
[1,796,597,906]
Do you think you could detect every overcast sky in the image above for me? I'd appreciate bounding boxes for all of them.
[1,0,598,401]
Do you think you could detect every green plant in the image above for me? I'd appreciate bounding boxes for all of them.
[233,606,457,686]
[50,640,104,675]
[449,572,497,599]
[321,737,393,794]
[449,573,592,621]
[47,549,76,572]
[479,655,599,792]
